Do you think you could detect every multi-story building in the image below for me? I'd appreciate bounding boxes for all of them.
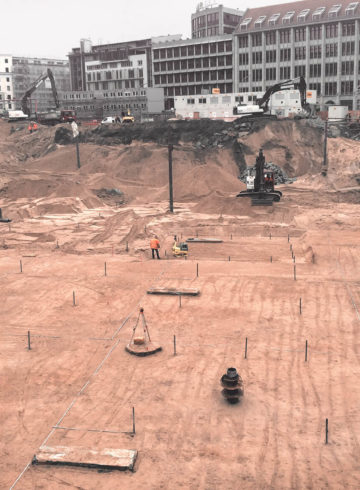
[192,2,243,38]
[234,0,360,108]
[152,35,234,108]
[68,38,157,92]
[61,87,164,120]
[12,57,70,113]
[0,55,14,112]
[0,55,70,113]
[85,53,148,93]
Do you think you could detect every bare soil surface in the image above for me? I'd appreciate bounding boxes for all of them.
[1,119,360,489]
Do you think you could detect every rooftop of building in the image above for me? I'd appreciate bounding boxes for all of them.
[69,38,152,55]
[235,0,360,33]
[152,33,233,49]
[191,3,243,17]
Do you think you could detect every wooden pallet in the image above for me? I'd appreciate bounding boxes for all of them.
[33,445,137,472]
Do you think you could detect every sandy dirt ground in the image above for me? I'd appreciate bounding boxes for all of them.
[1,120,360,489]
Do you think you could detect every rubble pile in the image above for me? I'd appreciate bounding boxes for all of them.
[239,162,296,185]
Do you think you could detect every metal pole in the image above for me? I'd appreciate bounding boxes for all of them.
[27,330,31,350]
[245,337,248,359]
[323,120,328,174]
[196,263,199,277]
[168,144,174,213]
[305,340,308,362]
[132,406,136,434]
[75,138,81,169]
[325,418,328,444]
[174,335,176,355]
[20,260,22,273]
[300,297,302,315]
[104,262,107,276]
[294,265,296,281]
[73,291,76,306]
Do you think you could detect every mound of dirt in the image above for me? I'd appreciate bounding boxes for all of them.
[238,119,324,177]
[193,189,252,215]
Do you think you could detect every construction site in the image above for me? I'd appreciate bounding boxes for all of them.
[1,114,360,489]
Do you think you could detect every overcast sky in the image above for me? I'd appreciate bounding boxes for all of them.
[1,0,293,59]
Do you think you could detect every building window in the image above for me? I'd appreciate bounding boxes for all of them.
[199,97,207,104]
[265,32,276,45]
[342,21,356,36]
[298,8,310,22]
[266,50,276,63]
[239,53,249,65]
[280,66,291,79]
[342,60,354,75]
[325,63,338,76]
[326,23,338,38]
[5,68,9,73]
[295,46,306,60]
[309,82,321,95]
[5,58,8,63]
[342,41,355,55]
[341,81,353,95]
[294,27,306,42]
[252,33,262,47]
[238,36,248,48]
[328,4,342,18]
[279,29,291,43]
[239,70,248,82]
[325,82,337,96]
[280,48,291,61]
[252,51,262,64]
[310,25,322,40]
[252,69,262,82]
[266,67,276,81]
[310,45,322,58]
[326,43,338,57]
[294,65,306,77]
[309,64,322,77]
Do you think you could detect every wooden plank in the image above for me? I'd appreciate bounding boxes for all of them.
[186,238,223,243]
[33,445,137,472]
[147,287,200,296]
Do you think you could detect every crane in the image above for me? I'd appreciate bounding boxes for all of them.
[21,68,59,116]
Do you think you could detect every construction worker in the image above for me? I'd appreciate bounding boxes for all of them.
[33,121,38,131]
[28,122,33,134]
[150,236,160,259]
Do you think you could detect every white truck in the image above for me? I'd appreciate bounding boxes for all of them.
[8,110,29,122]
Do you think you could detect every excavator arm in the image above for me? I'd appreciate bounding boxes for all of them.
[21,68,59,116]
[256,76,308,112]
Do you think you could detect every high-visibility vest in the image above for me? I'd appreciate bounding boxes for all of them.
[150,239,160,249]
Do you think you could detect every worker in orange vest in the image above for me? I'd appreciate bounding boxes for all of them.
[33,122,38,131]
[28,122,33,133]
[150,236,160,259]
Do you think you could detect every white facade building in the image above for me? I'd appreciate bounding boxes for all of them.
[0,55,14,111]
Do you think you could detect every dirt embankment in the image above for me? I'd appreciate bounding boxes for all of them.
[0,118,359,223]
